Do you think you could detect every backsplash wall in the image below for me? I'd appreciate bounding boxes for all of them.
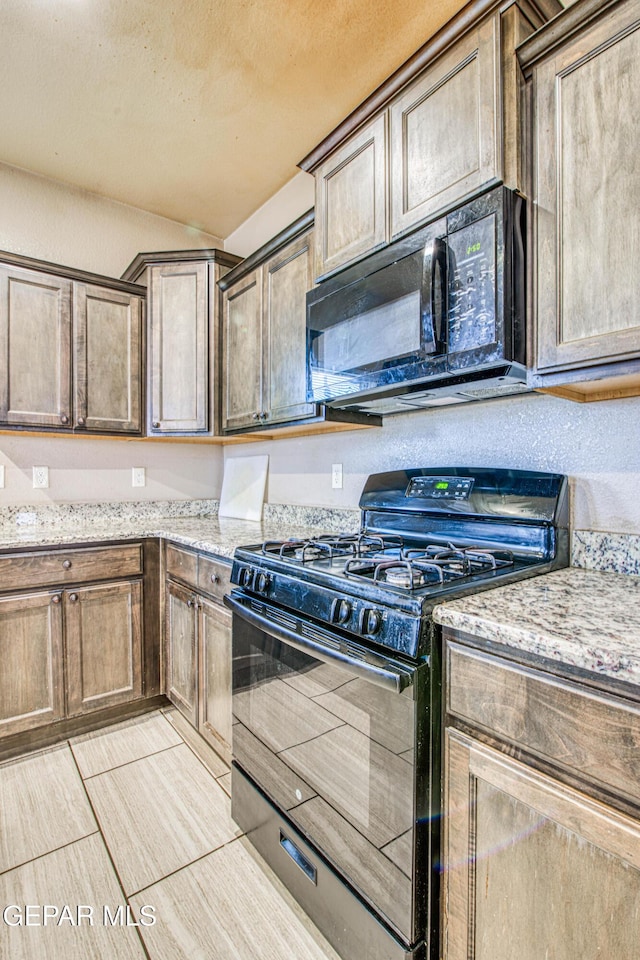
[225,391,640,534]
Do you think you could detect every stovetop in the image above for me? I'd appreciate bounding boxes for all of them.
[228,468,570,659]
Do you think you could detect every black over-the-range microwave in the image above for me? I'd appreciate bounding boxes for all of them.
[306,186,528,415]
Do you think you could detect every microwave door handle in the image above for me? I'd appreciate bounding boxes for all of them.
[423,237,448,353]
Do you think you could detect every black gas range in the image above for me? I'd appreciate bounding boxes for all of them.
[225,468,568,960]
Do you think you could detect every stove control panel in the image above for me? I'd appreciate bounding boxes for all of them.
[405,476,473,500]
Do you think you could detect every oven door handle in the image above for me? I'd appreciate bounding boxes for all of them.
[224,594,415,694]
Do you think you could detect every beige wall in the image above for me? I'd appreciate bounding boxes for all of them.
[224,172,314,258]
[0,162,223,278]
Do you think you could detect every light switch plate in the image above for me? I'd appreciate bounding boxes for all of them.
[132,467,146,487]
[33,466,49,489]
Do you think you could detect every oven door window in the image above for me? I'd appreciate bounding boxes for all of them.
[232,620,418,940]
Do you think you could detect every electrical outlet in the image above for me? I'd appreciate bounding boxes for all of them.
[331,463,343,489]
[132,467,146,488]
[33,466,49,489]
[0,465,4,488]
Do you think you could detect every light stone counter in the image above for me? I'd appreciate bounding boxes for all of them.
[0,501,361,560]
[433,567,640,685]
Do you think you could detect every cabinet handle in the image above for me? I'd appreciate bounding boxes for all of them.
[210,574,220,584]
[62,559,72,570]
[51,594,62,605]
[69,593,78,603]
[152,421,160,428]
[77,416,86,426]
[60,414,69,425]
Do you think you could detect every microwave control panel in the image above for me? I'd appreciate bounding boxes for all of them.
[405,476,474,500]
[447,213,496,353]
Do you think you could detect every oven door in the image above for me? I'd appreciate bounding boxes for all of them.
[226,591,433,946]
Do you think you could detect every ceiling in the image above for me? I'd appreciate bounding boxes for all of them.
[0,0,470,239]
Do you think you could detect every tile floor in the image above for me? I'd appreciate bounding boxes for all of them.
[0,709,341,960]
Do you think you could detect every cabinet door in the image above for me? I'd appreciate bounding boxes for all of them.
[534,4,640,374]
[390,17,499,238]
[263,230,315,425]
[165,579,198,724]
[313,113,388,280]
[442,729,640,960]
[0,591,64,737]
[149,262,208,433]
[65,581,143,716]
[222,269,263,431]
[198,597,232,763]
[73,283,143,433]
[0,264,72,428]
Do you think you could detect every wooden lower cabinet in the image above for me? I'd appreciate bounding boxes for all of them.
[442,730,640,960]
[198,596,232,763]
[65,580,143,716]
[442,635,640,959]
[165,550,232,763]
[0,590,65,737]
[165,579,198,725]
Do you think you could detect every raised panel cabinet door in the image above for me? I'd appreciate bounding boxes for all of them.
[534,2,640,374]
[65,580,143,716]
[73,282,143,433]
[442,729,640,960]
[390,16,499,239]
[198,597,232,764]
[0,264,72,427]
[165,579,198,725]
[0,591,64,738]
[314,113,388,280]
[149,262,208,433]
[263,230,315,425]
[222,269,263,431]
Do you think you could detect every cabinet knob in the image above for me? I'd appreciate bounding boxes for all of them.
[210,574,220,584]
[77,416,86,426]
[152,421,160,429]
[252,412,260,421]
[69,593,78,603]
[51,594,61,605]
[60,414,69,425]
[62,559,72,570]
[187,596,197,608]
[260,411,269,420]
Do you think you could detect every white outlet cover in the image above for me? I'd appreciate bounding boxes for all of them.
[32,466,49,489]
[132,467,146,487]
[331,463,343,489]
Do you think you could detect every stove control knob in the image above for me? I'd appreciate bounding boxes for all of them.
[255,572,271,594]
[359,607,383,636]
[330,598,352,625]
[240,566,255,589]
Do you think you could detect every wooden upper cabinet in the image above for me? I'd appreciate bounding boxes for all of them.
[389,18,499,238]
[222,269,263,431]
[220,212,317,432]
[121,248,241,437]
[73,282,143,433]
[300,0,558,281]
[313,115,387,279]
[0,253,146,433]
[263,230,315,424]
[520,0,640,398]
[149,261,208,433]
[0,264,72,428]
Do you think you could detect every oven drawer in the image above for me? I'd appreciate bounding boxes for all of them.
[0,544,142,592]
[446,639,640,804]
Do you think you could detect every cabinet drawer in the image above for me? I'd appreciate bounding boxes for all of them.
[0,544,142,592]
[446,639,640,804]
[197,555,231,603]
[165,543,198,587]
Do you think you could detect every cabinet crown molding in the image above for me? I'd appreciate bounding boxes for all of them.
[121,248,242,284]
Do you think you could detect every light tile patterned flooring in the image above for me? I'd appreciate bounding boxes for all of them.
[0,709,341,960]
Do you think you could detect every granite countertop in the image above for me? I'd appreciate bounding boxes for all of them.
[433,567,640,686]
[0,515,339,559]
